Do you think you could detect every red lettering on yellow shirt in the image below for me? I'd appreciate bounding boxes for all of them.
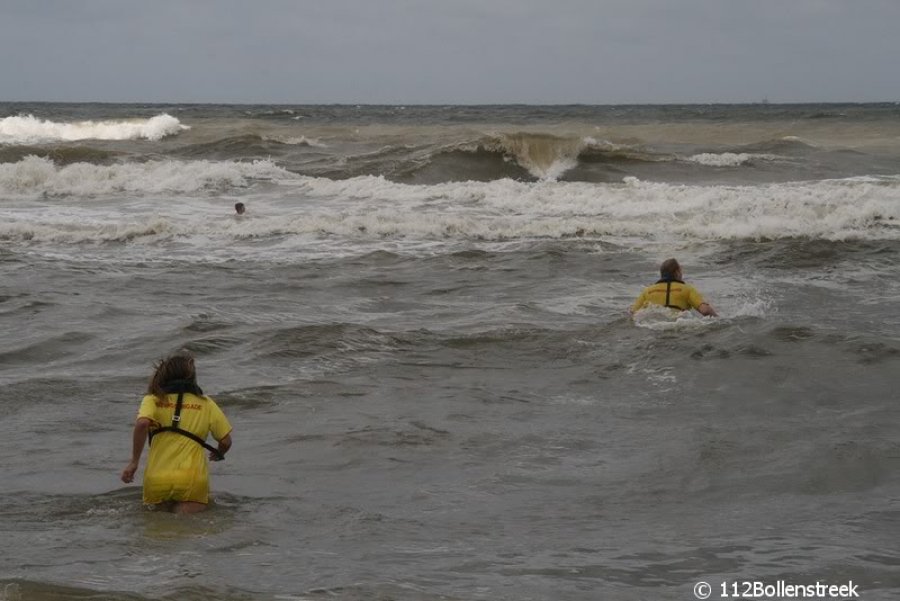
[154,402,203,410]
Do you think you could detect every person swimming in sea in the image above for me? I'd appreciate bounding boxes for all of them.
[120,350,233,514]
[234,202,246,215]
[630,258,718,317]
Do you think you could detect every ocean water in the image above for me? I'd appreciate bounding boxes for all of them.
[1,103,899,601]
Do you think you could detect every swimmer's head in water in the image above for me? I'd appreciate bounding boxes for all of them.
[234,202,245,215]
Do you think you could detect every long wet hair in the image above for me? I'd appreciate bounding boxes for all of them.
[147,351,200,402]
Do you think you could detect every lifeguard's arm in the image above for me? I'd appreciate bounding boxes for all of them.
[628,290,647,315]
[687,286,717,317]
[210,432,232,461]
[697,302,718,317]
[121,417,151,483]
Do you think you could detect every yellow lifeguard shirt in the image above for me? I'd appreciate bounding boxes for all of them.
[630,280,706,313]
[137,393,231,505]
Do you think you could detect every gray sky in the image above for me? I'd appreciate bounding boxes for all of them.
[3,0,899,104]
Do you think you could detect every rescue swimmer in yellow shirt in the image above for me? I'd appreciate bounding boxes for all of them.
[630,258,718,317]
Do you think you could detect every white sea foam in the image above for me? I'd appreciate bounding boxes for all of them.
[0,113,187,144]
[264,135,326,147]
[1,158,898,249]
[582,137,643,155]
[539,157,579,181]
[686,152,782,167]
[630,305,715,331]
[582,136,615,149]
[0,156,291,196]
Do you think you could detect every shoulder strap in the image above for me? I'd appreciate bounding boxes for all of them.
[173,391,184,428]
[151,427,224,461]
[147,392,224,461]
[656,278,686,310]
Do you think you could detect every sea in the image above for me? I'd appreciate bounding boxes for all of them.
[1,103,899,601]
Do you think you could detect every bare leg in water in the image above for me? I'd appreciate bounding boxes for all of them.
[172,501,207,514]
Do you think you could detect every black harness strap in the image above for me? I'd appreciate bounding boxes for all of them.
[657,278,686,310]
[148,389,224,461]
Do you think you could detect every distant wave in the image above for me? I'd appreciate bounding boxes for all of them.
[578,137,673,163]
[270,135,325,147]
[414,134,670,182]
[805,111,849,119]
[0,155,291,196]
[284,174,900,242]
[685,152,784,167]
[0,144,119,165]
[173,134,325,160]
[0,122,816,184]
[740,136,819,154]
[0,113,187,144]
[488,132,584,180]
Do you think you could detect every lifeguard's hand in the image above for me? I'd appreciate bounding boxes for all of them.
[121,461,138,483]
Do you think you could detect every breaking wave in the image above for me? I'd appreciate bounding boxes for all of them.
[0,155,291,196]
[424,134,669,181]
[686,152,784,167]
[1,157,898,247]
[0,144,119,165]
[0,113,187,144]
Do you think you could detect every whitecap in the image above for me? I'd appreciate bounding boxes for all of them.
[686,152,782,167]
[0,113,187,144]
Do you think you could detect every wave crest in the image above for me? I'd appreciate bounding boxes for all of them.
[490,132,584,180]
[3,160,898,247]
[0,113,187,144]
[0,156,292,196]
[433,134,666,181]
[686,152,783,167]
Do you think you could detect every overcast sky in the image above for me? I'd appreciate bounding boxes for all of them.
[3,0,899,104]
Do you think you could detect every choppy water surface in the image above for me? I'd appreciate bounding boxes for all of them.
[1,103,899,600]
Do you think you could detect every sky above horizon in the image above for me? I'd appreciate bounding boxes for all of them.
[3,0,899,105]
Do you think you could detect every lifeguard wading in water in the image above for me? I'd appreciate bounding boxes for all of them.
[121,351,233,514]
